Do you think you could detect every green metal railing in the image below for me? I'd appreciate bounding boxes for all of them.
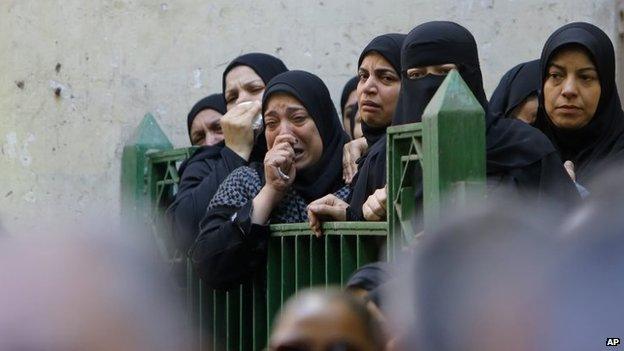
[120,70,485,350]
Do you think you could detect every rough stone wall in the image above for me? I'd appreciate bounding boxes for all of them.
[0,0,620,233]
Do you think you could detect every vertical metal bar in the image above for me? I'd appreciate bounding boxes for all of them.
[252,277,267,351]
[266,236,281,335]
[239,283,253,351]
[213,290,226,351]
[340,235,358,284]
[310,235,325,285]
[226,287,241,350]
[281,236,295,304]
[295,235,310,290]
[324,235,341,286]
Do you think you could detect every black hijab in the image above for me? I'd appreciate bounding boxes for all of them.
[346,262,393,292]
[393,21,554,173]
[262,70,349,202]
[222,53,288,162]
[357,33,406,146]
[535,22,624,183]
[489,59,540,121]
[186,93,226,142]
[340,76,359,117]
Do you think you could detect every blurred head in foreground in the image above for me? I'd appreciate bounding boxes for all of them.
[540,165,624,350]
[388,201,559,351]
[0,225,190,351]
[269,288,385,351]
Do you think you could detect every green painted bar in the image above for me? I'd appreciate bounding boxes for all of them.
[252,284,267,351]
[357,236,378,268]
[295,235,311,290]
[226,288,240,350]
[239,284,253,350]
[266,237,282,334]
[340,236,357,284]
[421,70,486,231]
[280,237,296,304]
[324,236,341,285]
[309,236,325,285]
[213,291,227,351]
[198,281,211,351]
[120,113,173,229]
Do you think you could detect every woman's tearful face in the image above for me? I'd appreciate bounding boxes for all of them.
[264,93,323,171]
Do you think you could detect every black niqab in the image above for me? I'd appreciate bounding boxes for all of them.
[222,53,288,162]
[393,21,554,173]
[262,70,348,202]
[186,93,227,141]
[535,22,624,184]
[489,60,540,120]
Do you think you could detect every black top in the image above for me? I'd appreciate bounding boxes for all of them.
[192,70,348,288]
[347,33,405,220]
[185,93,226,142]
[166,54,287,253]
[489,60,540,121]
[535,22,624,184]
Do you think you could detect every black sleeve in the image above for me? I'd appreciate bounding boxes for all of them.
[191,201,270,290]
[166,147,248,253]
[535,151,582,206]
[506,151,581,207]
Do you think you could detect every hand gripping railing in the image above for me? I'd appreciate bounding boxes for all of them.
[120,70,485,350]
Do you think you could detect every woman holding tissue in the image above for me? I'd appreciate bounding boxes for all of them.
[191,70,350,289]
[166,53,287,253]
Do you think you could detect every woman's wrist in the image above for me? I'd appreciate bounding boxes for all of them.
[251,185,285,224]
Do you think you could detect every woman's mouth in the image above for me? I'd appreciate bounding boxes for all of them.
[556,105,581,114]
[361,100,381,112]
[293,147,305,161]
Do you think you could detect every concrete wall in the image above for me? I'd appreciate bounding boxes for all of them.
[0,0,621,234]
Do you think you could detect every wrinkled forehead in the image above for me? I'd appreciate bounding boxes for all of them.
[224,65,263,89]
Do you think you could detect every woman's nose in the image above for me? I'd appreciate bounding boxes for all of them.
[561,77,579,99]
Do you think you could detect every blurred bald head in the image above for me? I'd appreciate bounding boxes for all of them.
[270,288,384,351]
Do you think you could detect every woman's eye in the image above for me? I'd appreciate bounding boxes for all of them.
[226,95,237,104]
[381,75,395,83]
[580,74,596,82]
[407,70,425,80]
[292,115,307,124]
[548,72,563,81]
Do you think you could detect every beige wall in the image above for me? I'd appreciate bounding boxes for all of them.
[0,0,620,233]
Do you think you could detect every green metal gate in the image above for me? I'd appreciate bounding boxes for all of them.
[121,70,485,350]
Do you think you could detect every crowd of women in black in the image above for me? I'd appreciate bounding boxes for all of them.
[165,20,624,347]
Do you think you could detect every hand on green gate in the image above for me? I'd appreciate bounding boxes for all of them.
[362,187,387,221]
[307,194,348,237]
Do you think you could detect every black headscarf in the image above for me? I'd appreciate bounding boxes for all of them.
[262,70,349,201]
[347,102,358,137]
[186,93,226,142]
[222,53,288,162]
[535,22,624,184]
[346,262,393,292]
[489,59,540,121]
[340,76,359,117]
[357,33,406,146]
[393,21,555,173]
